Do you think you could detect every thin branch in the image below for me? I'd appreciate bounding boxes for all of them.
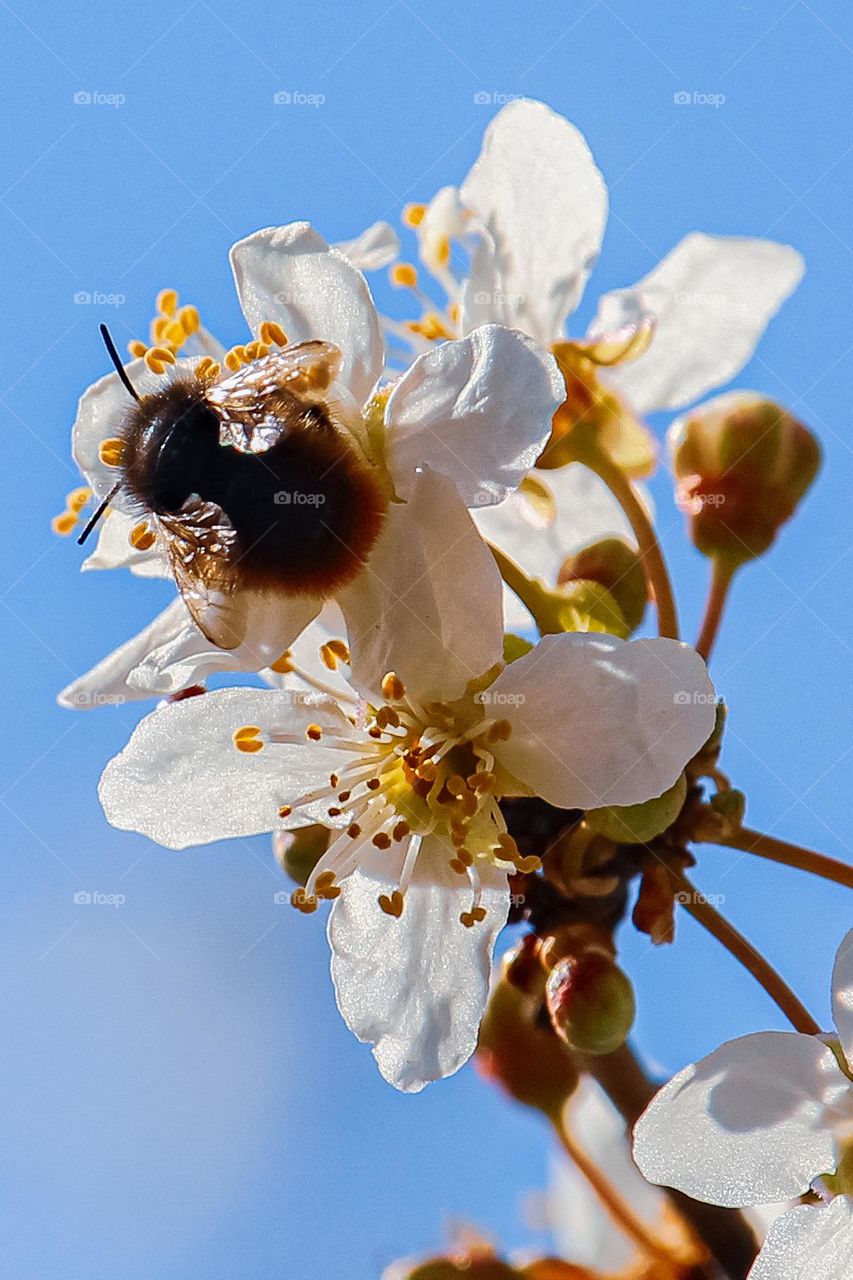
[712,827,853,890]
[673,871,821,1034]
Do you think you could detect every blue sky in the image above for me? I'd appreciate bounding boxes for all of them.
[2,2,851,1276]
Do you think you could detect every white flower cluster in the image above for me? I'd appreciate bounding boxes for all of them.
[58,104,846,1276]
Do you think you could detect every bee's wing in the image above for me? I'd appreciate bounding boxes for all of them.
[158,500,249,650]
[205,341,343,453]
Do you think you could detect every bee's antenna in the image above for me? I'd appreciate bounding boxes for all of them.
[77,481,121,546]
[99,323,140,402]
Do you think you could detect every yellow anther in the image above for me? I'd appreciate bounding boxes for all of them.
[449,858,467,875]
[446,774,468,799]
[329,773,339,788]
[381,672,405,702]
[151,316,171,343]
[52,510,77,536]
[402,202,426,227]
[496,833,519,860]
[346,822,362,839]
[314,872,341,901]
[259,320,288,347]
[338,790,351,802]
[128,340,148,358]
[195,357,215,381]
[435,236,451,266]
[156,288,179,316]
[372,832,392,850]
[366,778,382,791]
[269,650,293,674]
[129,521,156,552]
[145,346,176,375]
[487,719,512,743]
[378,890,404,918]
[468,771,496,794]
[392,821,410,842]
[375,707,400,730]
[459,905,487,928]
[320,639,349,671]
[66,486,92,513]
[448,301,460,325]
[98,437,125,468]
[178,304,200,335]
[515,855,542,874]
[233,725,264,754]
[278,805,293,818]
[163,319,186,347]
[290,887,318,914]
[390,262,419,289]
[224,346,246,371]
[306,724,323,741]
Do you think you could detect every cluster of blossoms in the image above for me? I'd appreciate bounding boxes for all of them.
[59,99,847,1275]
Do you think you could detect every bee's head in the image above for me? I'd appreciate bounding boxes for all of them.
[121,379,221,514]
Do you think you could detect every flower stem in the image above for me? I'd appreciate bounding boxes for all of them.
[550,1111,678,1265]
[585,450,679,639]
[712,826,853,890]
[576,1044,759,1278]
[673,870,821,1034]
[696,560,736,661]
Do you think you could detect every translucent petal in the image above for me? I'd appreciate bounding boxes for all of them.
[328,837,510,1091]
[99,687,359,849]
[490,634,715,808]
[633,1032,848,1207]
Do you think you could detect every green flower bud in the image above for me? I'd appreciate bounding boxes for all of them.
[585,773,687,844]
[545,950,636,1056]
[669,391,821,569]
[557,537,648,632]
[273,824,330,886]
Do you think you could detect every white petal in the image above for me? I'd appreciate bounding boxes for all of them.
[99,687,358,849]
[633,1032,849,1207]
[597,233,804,414]
[81,510,171,578]
[127,590,322,696]
[229,222,384,407]
[59,598,200,709]
[832,928,853,1070]
[489,634,715,809]
[749,1199,853,1280]
[473,464,642,630]
[60,589,321,707]
[261,602,352,700]
[460,99,608,343]
[72,357,199,504]
[334,220,400,271]
[328,836,510,1091]
[384,325,564,506]
[338,468,504,704]
[459,233,517,332]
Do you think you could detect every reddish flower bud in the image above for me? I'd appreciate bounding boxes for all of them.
[545,950,635,1055]
[669,391,821,569]
[476,971,579,1118]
